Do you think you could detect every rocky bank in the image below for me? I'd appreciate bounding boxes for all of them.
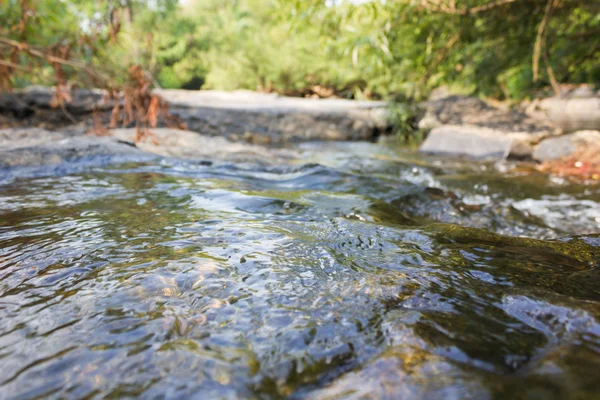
[1,86,600,177]
[0,87,388,144]
[417,90,600,175]
[0,127,300,171]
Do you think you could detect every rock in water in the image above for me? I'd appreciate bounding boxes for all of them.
[527,97,600,133]
[155,89,389,143]
[533,130,600,162]
[419,125,514,159]
[110,128,298,165]
[418,95,553,134]
[0,128,145,168]
[1,88,389,143]
[0,127,299,170]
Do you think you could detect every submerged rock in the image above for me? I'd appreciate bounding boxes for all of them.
[110,128,298,165]
[0,127,299,169]
[1,132,600,398]
[0,128,143,168]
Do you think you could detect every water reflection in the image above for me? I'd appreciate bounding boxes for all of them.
[0,143,599,398]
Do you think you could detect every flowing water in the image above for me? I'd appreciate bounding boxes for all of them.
[1,141,599,399]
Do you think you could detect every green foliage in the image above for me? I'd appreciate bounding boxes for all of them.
[3,0,599,100]
[135,0,598,100]
[387,102,424,144]
[1,0,178,88]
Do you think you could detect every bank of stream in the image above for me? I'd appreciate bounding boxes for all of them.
[1,136,599,398]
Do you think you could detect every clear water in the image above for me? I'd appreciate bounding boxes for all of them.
[1,142,599,399]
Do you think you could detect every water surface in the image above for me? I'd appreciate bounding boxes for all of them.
[1,142,599,399]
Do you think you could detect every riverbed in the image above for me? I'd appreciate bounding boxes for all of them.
[1,140,599,398]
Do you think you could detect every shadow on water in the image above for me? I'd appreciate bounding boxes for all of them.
[0,142,599,399]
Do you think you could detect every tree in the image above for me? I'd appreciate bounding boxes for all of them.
[2,0,598,102]
[1,0,182,140]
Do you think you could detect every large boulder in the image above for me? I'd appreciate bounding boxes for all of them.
[157,89,388,143]
[533,130,600,162]
[419,125,546,160]
[526,97,600,133]
[416,95,554,160]
[418,95,553,134]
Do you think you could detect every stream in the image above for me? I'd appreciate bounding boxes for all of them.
[1,141,599,399]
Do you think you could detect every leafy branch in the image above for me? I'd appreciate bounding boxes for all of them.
[1,0,184,142]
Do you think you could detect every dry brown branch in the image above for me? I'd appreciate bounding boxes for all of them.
[109,98,120,129]
[0,36,110,83]
[0,59,31,72]
[91,108,110,136]
[3,1,183,143]
[543,49,561,95]
[58,101,78,124]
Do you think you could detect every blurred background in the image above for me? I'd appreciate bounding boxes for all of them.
[2,0,599,102]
